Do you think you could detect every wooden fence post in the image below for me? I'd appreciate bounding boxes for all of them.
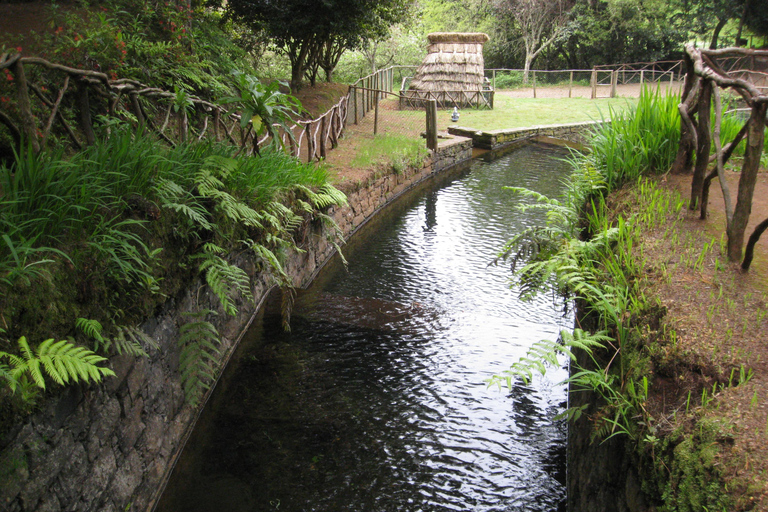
[590,68,597,99]
[569,70,573,98]
[610,70,618,98]
[426,99,438,151]
[352,86,358,124]
[306,123,314,163]
[640,70,645,88]
[532,70,537,98]
[320,115,327,159]
[374,90,379,135]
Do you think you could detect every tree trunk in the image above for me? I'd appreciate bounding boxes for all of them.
[741,217,768,271]
[671,54,697,175]
[11,59,40,153]
[690,79,712,209]
[76,79,96,146]
[727,103,768,261]
[523,53,534,84]
[709,17,728,49]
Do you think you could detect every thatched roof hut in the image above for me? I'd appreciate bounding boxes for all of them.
[410,32,489,92]
[402,32,492,109]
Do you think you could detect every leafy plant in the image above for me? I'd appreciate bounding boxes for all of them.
[219,74,304,155]
[0,336,115,405]
[178,309,221,407]
[195,244,254,317]
[76,318,156,357]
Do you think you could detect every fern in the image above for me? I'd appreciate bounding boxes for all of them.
[294,184,348,210]
[155,177,215,233]
[242,238,290,284]
[77,318,156,357]
[195,245,254,316]
[178,310,221,407]
[490,329,610,388]
[0,336,115,395]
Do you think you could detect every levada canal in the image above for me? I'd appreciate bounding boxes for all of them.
[158,143,575,512]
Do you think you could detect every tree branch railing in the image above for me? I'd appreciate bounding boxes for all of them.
[0,52,359,164]
[0,52,255,155]
[671,44,768,270]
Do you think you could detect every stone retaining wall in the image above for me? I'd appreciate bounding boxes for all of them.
[448,120,607,149]
[0,136,474,512]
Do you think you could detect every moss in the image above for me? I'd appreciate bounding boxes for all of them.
[659,420,732,512]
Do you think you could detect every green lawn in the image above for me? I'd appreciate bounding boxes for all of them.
[438,95,639,132]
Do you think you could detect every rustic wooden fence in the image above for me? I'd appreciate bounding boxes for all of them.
[398,88,494,109]
[0,51,354,162]
[486,61,684,98]
[0,52,247,154]
[672,45,768,269]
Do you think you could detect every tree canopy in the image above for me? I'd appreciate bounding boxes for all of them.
[223,0,414,89]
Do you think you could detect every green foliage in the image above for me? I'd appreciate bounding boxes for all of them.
[0,129,346,410]
[0,336,115,402]
[489,328,610,387]
[494,89,739,509]
[587,87,681,190]
[178,310,221,407]
[656,422,732,512]
[219,74,303,153]
[493,71,526,89]
[224,0,413,87]
[195,244,254,317]
[76,319,156,357]
[39,0,256,95]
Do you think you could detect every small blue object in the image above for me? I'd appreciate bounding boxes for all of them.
[451,107,459,122]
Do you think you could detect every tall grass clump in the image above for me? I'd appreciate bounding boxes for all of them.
[588,87,681,190]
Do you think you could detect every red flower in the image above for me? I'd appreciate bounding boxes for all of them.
[15,46,22,53]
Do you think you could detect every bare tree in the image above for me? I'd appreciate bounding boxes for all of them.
[498,0,573,82]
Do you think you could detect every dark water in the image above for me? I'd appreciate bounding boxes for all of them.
[157,143,574,512]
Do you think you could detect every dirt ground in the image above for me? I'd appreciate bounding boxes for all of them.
[631,168,768,510]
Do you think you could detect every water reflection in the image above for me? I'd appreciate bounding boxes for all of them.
[158,143,574,512]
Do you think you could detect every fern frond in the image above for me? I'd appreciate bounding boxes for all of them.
[0,336,115,393]
[196,252,254,316]
[177,309,221,407]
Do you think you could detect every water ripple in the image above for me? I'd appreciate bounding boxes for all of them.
[158,144,575,512]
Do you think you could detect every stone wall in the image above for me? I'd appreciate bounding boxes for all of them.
[448,120,607,150]
[0,135,473,512]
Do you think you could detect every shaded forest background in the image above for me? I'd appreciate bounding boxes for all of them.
[1,0,767,96]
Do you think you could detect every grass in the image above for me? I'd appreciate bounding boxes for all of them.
[350,133,429,171]
[440,95,639,133]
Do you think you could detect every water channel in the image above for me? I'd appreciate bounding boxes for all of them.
[157,143,575,512]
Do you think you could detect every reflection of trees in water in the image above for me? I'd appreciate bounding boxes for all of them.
[424,190,438,232]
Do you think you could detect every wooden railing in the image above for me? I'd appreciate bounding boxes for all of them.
[399,88,493,109]
[0,52,260,154]
[0,56,443,162]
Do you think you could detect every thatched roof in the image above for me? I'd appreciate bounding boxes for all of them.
[409,32,489,93]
